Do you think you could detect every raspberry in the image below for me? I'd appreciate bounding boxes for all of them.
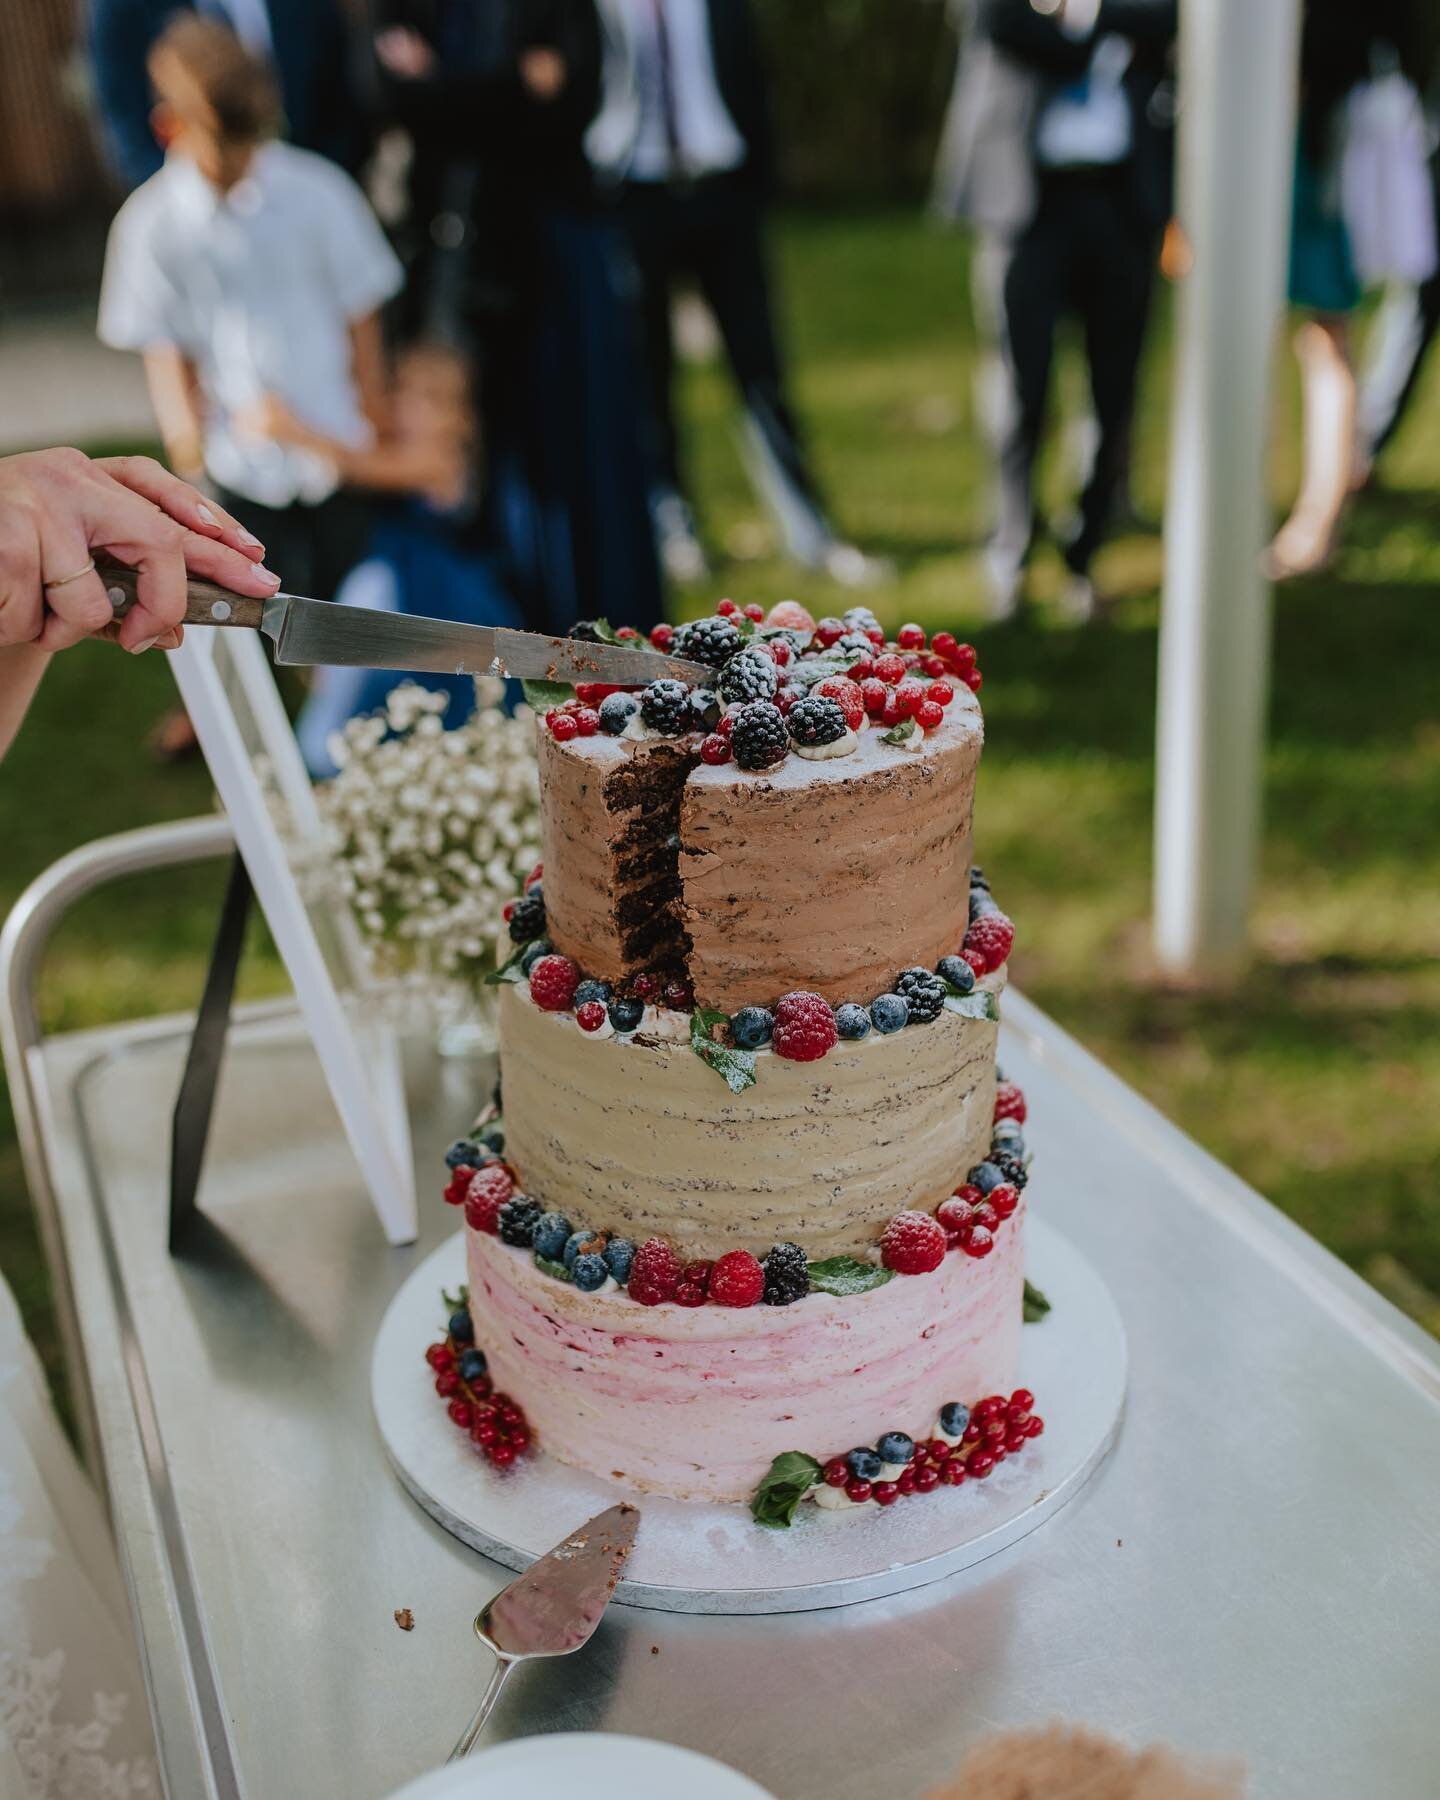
[861,677,888,717]
[463,1163,514,1233]
[965,912,1015,971]
[649,622,674,650]
[675,1260,712,1307]
[961,947,988,979]
[761,1241,809,1305]
[786,695,849,748]
[700,732,731,765]
[674,615,743,668]
[524,861,543,890]
[812,676,865,730]
[640,678,694,735]
[881,1210,947,1274]
[710,1249,765,1307]
[718,646,779,705]
[575,1000,606,1031]
[730,701,789,770]
[873,653,906,685]
[771,991,838,1061]
[507,890,546,944]
[549,713,578,741]
[443,1166,475,1205]
[629,1238,681,1306]
[529,954,580,1011]
[993,1080,1027,1124]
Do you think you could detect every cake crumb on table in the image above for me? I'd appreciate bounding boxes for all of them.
[394,1608,415,1631]
[650,1646,660,1655]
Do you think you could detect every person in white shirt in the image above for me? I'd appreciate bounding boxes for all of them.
[588,0,882,586]
[98,16,404,605]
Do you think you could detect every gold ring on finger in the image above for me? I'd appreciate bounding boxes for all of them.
[43,559,97,589]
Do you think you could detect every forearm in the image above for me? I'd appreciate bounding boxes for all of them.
[0,643,51,760]
[348,313,389,440]
[142,347,206,479]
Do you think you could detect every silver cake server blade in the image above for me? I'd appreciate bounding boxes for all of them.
[448,1502,641,1760]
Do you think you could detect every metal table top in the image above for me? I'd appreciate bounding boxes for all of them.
[32,992,1440,1800]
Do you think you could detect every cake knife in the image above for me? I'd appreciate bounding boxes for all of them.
[448,1501,641,1761]
[98,559,713,687]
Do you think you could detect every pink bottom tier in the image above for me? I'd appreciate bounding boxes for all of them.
[465,1209,1025,1503]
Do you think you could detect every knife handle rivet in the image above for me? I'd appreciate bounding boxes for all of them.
[209,599,233,623]
[107,585,126,610]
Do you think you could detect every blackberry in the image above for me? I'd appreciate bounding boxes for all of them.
[689,687,721,728]
[599,692,640,735]
[761,1241,809,1306]
[833,630,873,659]
[507,891,546,944]
[843,605,882,637]
[640,678,694,735]
[730,701,789,771]
[894,966,946,1024]
[786,695,848,749]
[497,1197,542,1247]
[718,646,779,706]
[569,620,606,643]
[674,615,743,668]
[520,938,552,974]
[990,1148,1029,1190]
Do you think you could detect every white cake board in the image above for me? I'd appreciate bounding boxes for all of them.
[371,1218,1126,1614]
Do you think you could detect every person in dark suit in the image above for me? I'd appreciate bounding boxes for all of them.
[89,0,367,191]
[588,0,881,586]
[935,0,1176,621]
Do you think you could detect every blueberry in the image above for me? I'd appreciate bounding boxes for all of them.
[520,938,552,974]
[480,1127,505,1154]
[869,992,910,1033]
[970,865,990,891]
[969,889,1000,921]
[573,978,613,1009]
[599,691,640,735]
[876,1431,915,1466]
[572,1252,608,1291]
[607,995,644,1033]
[604,1238,635,1284]
[968,1161,1004,1195]
[562,1228,599,1270]
[835,1003,871,1040]
[937,955,974,995]
[458,1348,488,1383]
[730,1006,774,1049]
[445,1138,480,1170]
[532,1211,573,1260]
[845,1446,884,1482]
[991,1120,1026,1156]
[939,1401,969,1438]
[448,1308,474,1343]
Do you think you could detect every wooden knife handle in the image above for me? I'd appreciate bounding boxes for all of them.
[96,555,269,630]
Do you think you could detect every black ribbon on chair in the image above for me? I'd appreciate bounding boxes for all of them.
[169,849,252,1252]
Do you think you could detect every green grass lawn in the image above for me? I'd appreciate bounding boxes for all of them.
[3,208,1439,1406]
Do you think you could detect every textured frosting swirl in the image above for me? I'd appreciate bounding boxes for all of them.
[466,1206,1024,1502]
[499,975,1001,1258]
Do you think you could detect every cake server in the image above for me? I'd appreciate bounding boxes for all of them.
[98,560,713,687]
[448,1501,641,1761]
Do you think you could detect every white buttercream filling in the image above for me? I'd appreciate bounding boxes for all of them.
[791,727,860,761]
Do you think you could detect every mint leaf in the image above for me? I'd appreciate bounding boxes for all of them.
[806,1255,895,1297]
[590,619,622,644]
[484,942,532,986]
[789,647,867,688]
[1023,1278,1051,1323]
[882,717,918,745]
[689,1007,757,1094]
[943,989,999,1021]
[535,1254,573,1283]
[441,1284,469,1313]
[522,678,575,712]
[750,1451,823,1528]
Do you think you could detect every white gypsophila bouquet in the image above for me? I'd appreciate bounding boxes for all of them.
[317,678,541,989]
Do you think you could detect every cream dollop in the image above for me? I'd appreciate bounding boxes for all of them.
[791,727,860,761]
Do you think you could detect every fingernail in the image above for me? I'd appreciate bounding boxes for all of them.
[239,528,264,548]
[257,565,281,587]
[197,503,218,525]
[130,635,159,655]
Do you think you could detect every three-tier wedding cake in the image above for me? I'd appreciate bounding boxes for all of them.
[428,600,1042,1526]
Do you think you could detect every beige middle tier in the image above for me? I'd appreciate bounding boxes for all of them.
[499,972,1002,1259]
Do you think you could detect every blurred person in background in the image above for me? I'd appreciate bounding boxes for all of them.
[97,18,403,610]
[586,0,884,587]
[242,341,525,773]
[374,0,663,635]
[89,0,369,191]
[1267,0,1432,578]
[935,0,1176,624]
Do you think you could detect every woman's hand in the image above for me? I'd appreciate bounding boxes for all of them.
[0,448,279,655]
[375,27,437,79]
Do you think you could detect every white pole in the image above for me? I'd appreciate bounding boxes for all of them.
[1153,0,1303,976]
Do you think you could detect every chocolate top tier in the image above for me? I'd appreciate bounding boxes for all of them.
[537,686,983,1012]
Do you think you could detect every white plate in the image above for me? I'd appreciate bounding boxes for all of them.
[373,1217,1126,1613]
[387,1733,774,1799]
